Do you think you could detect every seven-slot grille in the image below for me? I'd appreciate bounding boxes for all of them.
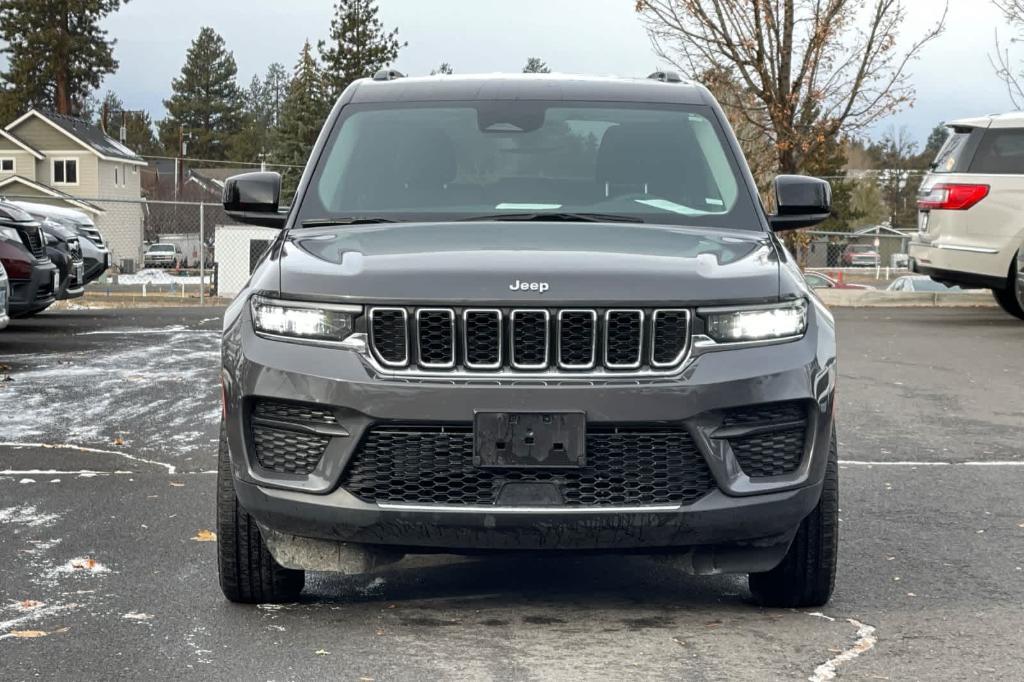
[368,306,691,373]
[68,238,83,263]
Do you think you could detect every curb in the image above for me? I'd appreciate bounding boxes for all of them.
[816,290,997,308]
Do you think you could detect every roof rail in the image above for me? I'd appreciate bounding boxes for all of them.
[373,68,406,82]
[647,71,682,83]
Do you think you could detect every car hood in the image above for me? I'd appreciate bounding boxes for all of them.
[277,222,781,305]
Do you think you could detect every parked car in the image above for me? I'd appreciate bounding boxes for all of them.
[0,260,9,331]
[803,270,874,290]
[215,72,839,609]
[12,202,111,285]
[0,202,59,318]
[143,243,183,268]
[841,243,881,267]
[886,275,979,292]
[39,219,85,301]
[909,113,1024,320]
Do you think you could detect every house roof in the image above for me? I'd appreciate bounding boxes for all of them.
[0,175,105,214]
[0,128,44,159]
[6,109,147,165]
[852,224,908,237]
[189,167,244,188]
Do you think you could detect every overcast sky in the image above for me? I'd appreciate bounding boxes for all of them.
[98,0,1006,148]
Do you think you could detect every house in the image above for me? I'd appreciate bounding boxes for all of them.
[0,109,147,268]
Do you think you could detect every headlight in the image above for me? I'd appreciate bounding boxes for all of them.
[45,232,59,246]
[0,226,20,241]
[701,299,808,343]
[251,296,359,342]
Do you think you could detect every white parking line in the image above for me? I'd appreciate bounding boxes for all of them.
[840,460,1024,467]
[0,442,177,475]
[808,618,878,681]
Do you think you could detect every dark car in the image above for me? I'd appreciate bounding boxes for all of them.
[12,201,110,285]
[0,261,9,330]
[40,219,85,300]
[216,72,838,608]
[0,202,59,318]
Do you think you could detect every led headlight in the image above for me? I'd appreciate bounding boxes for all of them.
[702,299,808,343]
[0,226,20,241]
[251,296,359,342]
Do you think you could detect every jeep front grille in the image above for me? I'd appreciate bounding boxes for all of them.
[367,306,691,374]
[340,424,715,506]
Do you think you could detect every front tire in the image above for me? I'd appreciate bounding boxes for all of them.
[217,423,304,603]
[748,429,839,608]
[992,250,1024,321]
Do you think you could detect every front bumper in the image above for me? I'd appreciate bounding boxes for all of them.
[8,259,58,316]
[223,300,837,558]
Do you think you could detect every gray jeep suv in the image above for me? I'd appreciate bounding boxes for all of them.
[217,72,838,608]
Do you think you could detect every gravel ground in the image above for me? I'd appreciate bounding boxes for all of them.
[1,306,1022,681]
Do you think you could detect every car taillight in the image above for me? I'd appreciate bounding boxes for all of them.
[917,183,989,211]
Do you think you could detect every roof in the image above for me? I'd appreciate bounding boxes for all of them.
[946,111,1024,130]
[345,73,711,106]
[189,167,244,188]
[5,109,146,164]
[0,128,44,159]
[0,175,104,214]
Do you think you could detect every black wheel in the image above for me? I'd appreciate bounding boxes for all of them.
[749,429,838,608]
[992,250,1024,321]
[217,422,304,603]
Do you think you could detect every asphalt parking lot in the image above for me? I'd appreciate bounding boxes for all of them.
[1,306,1022,680]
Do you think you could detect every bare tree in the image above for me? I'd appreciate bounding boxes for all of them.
[991,0,1024,107]
[635,0,947,174]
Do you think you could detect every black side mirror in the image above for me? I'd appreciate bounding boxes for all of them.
[769,175,831,231]
[223,172,286,228]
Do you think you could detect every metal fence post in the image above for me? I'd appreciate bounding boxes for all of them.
[199,201,205,305]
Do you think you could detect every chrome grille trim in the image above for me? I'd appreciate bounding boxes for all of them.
[415,307,456,369]
[368,307,409,368]
[603,309,644,369]
[556,309,597,370]
[364,306,691,377]
[650,309,691,368]
[509,309,550,370]
[462,308,503,370]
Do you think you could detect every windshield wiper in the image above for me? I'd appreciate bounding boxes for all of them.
[459,212,645,224]
[300,217,397,227]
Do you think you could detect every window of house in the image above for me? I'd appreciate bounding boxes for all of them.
[122,163,127,186]
[52,158,78,185]
[114,166,119,185]
[0,158,13,172]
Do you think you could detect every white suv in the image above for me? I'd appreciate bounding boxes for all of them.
[909,113,1024,320]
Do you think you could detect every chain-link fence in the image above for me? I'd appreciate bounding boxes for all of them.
[0,191,283,303]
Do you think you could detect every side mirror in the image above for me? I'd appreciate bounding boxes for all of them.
[223,172,286,228]
[769,175,831,231]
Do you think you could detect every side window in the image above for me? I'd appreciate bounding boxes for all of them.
[969,130,1024,174]
[0,158,14,172]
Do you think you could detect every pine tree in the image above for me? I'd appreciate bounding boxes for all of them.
[522,57,551,74]
[273,40,330,199]
[263,63,289,128]
[431,62,454,75]
[0,0,127,119]
[97,90,159,155]
[319,0,405,99]
[158,27,243,160]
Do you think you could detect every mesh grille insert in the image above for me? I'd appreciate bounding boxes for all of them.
[370,309,408,365]
[464,310,501,367]
[417,309,455,366]
[340,425,715,506]
[605,311,642,366]
[651,311,689,365]
[720,401,809,478]
[511,311,549,368]
[253,399,337,425]
[251,425,329,475]
[558,311,596,368]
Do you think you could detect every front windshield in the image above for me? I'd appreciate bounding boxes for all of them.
[151,245,175,252]
[299,101,761,230]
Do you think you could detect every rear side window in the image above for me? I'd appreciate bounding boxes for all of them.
[930,129,974,173]
[969,129,1024,174]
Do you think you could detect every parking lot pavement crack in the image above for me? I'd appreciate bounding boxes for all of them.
[0,442,177,475]
[807,617,878,682]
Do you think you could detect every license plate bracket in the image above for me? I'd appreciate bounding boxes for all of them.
[474,412,585,468]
